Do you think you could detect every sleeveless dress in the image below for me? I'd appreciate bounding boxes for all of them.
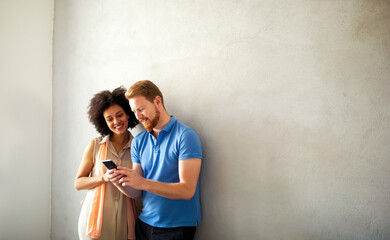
[78,134,139,240]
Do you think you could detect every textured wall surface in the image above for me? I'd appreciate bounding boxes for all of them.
[52,1,390,239]
[0,0,53,239]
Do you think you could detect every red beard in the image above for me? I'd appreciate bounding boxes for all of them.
[141,108,160,132]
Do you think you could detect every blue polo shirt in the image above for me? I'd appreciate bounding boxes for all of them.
[131,116,202,228]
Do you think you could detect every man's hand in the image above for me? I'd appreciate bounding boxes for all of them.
[113,159,201,200]
[115,166,145,189]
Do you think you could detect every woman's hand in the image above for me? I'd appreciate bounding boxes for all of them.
[106,169,123,186]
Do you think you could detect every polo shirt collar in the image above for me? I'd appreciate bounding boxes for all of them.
[148,115,176,135]
[163,115,176,133]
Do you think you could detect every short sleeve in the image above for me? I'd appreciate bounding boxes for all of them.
[131,137,141,164]
[178,129,202,161]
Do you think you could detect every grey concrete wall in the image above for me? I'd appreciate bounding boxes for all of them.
[52,1,390,239]
[0,0,53,239]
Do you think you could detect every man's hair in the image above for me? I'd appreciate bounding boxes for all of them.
[88,86,139,136]
[125,80,165,107]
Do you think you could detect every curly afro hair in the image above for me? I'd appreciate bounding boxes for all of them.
[88,86,138,136]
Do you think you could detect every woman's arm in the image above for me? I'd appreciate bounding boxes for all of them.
[74,139,107,190]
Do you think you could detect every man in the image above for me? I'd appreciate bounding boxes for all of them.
[112,80,202,240]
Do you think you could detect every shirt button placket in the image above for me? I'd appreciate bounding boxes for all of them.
[154,133,161,152]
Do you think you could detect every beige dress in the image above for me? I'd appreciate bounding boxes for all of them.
[78,133,138,240]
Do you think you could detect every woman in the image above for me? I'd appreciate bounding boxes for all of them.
[75,87,139,240]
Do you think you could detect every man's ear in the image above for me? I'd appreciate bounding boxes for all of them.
[154,96,162,107]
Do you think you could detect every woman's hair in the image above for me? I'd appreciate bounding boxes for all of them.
[88,86,138,136]
[125,80,165,108]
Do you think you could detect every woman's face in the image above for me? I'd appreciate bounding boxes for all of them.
[103,104,129,135]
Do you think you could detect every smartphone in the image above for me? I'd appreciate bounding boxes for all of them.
[102,159,118,170]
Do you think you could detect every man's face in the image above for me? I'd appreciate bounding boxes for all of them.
[130,95,160,132]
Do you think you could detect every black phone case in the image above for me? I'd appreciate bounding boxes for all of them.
[102,160,117,169]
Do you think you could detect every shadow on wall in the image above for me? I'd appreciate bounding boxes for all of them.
[0,89,50,239]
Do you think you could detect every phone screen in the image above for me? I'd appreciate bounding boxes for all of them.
[102,160,117,170]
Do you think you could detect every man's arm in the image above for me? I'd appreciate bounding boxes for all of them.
[117,158,201,200]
